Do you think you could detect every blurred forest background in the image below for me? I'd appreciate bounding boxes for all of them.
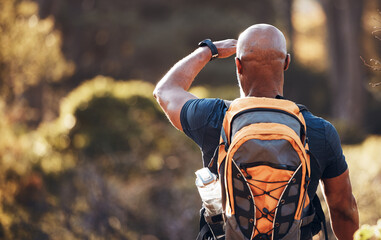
[0,0,380,239]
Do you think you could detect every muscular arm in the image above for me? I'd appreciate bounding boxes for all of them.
[153,39,237,131]
[322,169,359,239]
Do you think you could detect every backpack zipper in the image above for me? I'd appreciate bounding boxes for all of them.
[241,162,298,172]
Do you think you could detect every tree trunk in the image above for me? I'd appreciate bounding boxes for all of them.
[280,0,294,53]
[320,0,365,138]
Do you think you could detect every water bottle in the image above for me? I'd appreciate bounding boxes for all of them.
[195,168,223,222]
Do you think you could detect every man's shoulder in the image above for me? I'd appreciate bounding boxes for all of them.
[300,107,347,180]
[301,109,339,139]
[182,98,227,111]
[180,98,227,133]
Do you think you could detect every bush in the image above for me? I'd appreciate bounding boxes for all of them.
[0,76,203,239]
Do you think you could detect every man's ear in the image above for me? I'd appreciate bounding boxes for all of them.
[284,53,291,71]
[236,57,243,74]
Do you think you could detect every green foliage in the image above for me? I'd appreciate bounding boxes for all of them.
[354,220,381,240]
[0,0,74,100]
[0,77,203,239]
[0,0,74,126]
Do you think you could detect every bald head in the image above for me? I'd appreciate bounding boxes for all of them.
[237,24,287,61]
[235,24,290,98]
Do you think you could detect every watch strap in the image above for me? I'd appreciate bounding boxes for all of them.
[198,39,219,60]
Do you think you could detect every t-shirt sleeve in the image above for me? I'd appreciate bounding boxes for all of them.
[321,121,348,179]
[180,98,226,166]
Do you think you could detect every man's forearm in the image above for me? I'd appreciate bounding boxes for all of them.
[323,170,359,239]
[154,47,211,97]
[330,195,359,239]
[154,39,237,98]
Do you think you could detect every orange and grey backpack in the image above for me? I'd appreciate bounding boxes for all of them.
[216,97,312,240]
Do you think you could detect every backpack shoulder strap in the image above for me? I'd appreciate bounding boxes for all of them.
[297,104,309,112]
[312,195,329,240]
[196,223,212,240]
[221,99,231,150]
[305,149,328,240]
[223,100,232,109]
[206,100,231,172]
[297,103,328,239]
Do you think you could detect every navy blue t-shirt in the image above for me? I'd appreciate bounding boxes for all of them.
[180,98,348,199]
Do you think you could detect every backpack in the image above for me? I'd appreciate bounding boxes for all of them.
[216,97,312,240]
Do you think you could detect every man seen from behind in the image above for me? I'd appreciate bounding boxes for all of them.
[153,24,359,240]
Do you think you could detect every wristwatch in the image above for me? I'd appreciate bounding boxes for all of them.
[198,39,219,60]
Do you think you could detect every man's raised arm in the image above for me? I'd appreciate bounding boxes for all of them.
[153,39,237,131]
